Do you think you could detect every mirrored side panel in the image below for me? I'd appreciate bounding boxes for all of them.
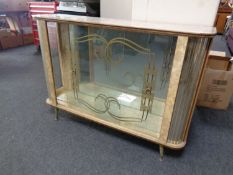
[47,22,62,90]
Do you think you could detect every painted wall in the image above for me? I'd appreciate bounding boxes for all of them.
[0,0,28,12]
[101,0,133,20]
[101,0,221,27]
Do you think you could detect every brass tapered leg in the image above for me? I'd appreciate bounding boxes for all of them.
[54,107,59,121]
[159,145,164,161]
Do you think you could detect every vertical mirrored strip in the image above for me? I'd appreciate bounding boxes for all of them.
[47,22,62,90]
[160,36,177,92]
[56,23,73,92]
[88,27,95,82]
[69,24,81,99]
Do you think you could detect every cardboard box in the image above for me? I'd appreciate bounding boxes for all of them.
[197,51,233,110]
[0,29,12,38]
[197,68,233,110]
[17,35,24,46]
[23,34,34,45]
[0,35,23,49]
[208,51,232,71]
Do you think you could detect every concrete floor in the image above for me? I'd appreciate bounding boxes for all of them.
[0,44,233,175]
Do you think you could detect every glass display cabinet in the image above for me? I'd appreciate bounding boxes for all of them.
[34,14,216,158]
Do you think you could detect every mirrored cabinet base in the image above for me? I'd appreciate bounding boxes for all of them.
[35,14,216,157]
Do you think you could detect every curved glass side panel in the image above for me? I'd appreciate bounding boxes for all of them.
[168,37,209,144]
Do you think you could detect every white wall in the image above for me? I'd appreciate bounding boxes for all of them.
[101,0,221,27]
[101,0,133,20]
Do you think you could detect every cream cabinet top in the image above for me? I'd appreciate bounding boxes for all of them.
[34,14,216,37]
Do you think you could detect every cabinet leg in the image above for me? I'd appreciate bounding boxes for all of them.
[159,145,164,161]
[54,107,59,121]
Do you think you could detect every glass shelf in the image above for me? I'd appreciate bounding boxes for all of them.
[56,82,164,138]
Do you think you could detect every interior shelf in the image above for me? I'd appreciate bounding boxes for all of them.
[56,82,165,138]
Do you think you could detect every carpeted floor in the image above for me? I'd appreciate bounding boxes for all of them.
[0,42,233,175]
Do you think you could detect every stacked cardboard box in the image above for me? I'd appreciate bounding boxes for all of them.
[0,30,24,49]
[0,29,33,50]
[0,11,34,50]
[22,34,34,45]
[197,51,233,110]
[0,29,12,37]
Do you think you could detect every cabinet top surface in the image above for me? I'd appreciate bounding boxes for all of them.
[34,14,216,36]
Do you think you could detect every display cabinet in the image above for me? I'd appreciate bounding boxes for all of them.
[34,14,216,158]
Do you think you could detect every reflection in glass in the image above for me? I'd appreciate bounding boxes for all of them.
[55,24,177,138]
